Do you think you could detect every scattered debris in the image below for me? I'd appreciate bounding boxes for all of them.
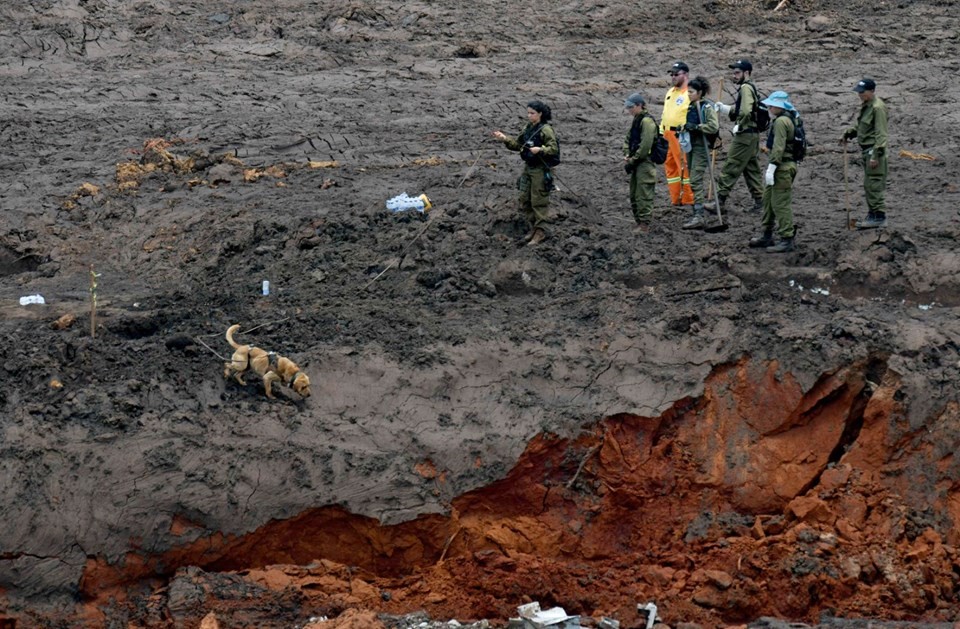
[510,602,581,628]
[308,160,340,169]
[637,602,659,629]
[51,313,76,330]
[898,149,935,161]
[19,294,45,305]
[386,192,432,213]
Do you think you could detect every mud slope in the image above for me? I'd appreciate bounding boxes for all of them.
[1,0,959,627]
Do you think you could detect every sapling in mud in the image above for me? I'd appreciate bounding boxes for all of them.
[89,264,101,338]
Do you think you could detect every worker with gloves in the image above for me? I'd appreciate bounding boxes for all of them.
[840,78,889,229]
[712,59,764,214]
[748,91,798,253]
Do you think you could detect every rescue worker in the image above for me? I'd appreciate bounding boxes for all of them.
[713,59,764,213]
[492,100,559,246]
[660,62,695,209]
[749,91,798,253]
[840,78,889,229]
[681,76,720,230]
[622,93,658,229]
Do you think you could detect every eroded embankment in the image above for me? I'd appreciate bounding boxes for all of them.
[60,356,960,627]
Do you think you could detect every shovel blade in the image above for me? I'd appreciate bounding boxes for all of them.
[703,219,729,233]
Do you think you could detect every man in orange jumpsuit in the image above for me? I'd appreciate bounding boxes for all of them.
[660,61,695,208]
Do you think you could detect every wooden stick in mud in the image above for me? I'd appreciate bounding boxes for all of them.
[438,525,463,563]
[843,139,852,230]
[361,214,437,291]
[774,0,789,11]
[566,443,601,489]
[89,264,99,339]
[457,148,487,189]
[707,77,724,200]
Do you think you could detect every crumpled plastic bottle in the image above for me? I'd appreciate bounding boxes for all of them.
[19,294,45,305]
[385,192,431,213]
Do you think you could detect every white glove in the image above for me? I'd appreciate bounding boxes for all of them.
[714,102,732,115]
[732,124,740,135]
[765,163,777,186]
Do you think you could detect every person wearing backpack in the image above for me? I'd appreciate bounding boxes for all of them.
[680,76,720,230]
[840,78,889,229]
[713,59,764,214]
[622,93,659,229]
[492,100,559,246]
[748,91,798,253]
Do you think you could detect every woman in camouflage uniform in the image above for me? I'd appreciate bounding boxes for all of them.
[492,100,558,246]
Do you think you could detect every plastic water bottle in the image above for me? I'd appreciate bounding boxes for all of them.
[385,192,431,213]
[261,280,270,296]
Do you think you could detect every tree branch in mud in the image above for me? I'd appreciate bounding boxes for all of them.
[566,441,602,489]
[438,525,463,563]
[361,214,438,291]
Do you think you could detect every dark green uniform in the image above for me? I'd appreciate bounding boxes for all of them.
[844,96,888,219]
[761,112,798,239]
[623,113,657,223]
[717,80,763,206]
[686,100,720,208]
[504,123,558,232]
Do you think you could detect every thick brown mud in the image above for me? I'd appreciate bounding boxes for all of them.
[1,0,960,627]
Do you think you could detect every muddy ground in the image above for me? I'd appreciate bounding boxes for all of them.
[2,0,960,627]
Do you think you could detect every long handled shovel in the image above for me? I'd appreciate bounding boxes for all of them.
[702,133,728,233]
[842,139,853,230]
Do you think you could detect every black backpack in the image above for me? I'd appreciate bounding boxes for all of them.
[650,132,669,165]
[790,112,808,162]
[643,114,669,164]
[748,84,771,133]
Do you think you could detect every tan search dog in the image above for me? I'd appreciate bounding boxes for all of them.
[223,324,311,399]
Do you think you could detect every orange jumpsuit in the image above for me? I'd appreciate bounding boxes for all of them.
[661,85,695,206]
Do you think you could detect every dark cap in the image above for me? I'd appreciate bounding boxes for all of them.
[624,93,645,107]
[729,59,753,72]
[669,61,689,74]
[853,78,876,93]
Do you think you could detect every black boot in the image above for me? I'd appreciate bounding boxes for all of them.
[766,237,795,253]
[748,227,775,248]
[751,197,763,213]
[856,212,886,229]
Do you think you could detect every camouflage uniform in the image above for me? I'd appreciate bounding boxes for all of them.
[717,80,763,207]
[685,100,721,208]
[844,96,889,220]
[623,113,658,223]
[504,123,559,232]
[761,112,798,239]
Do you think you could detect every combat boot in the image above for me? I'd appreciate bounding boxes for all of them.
[527,228,547,246]
[748,227,775,248]
[704,195,726,212]
[856,212,887,229]
[766,237,795,253]
[682,204,705,230]
[751,197,763,213]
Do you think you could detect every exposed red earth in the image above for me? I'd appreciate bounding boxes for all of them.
[2,0,959,627]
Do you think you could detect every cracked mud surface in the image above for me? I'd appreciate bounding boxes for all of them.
[2,0,960,626]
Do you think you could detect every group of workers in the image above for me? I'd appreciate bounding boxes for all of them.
[493,59,889,253]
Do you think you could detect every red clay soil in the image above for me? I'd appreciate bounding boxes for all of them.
[2,0,960,627]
